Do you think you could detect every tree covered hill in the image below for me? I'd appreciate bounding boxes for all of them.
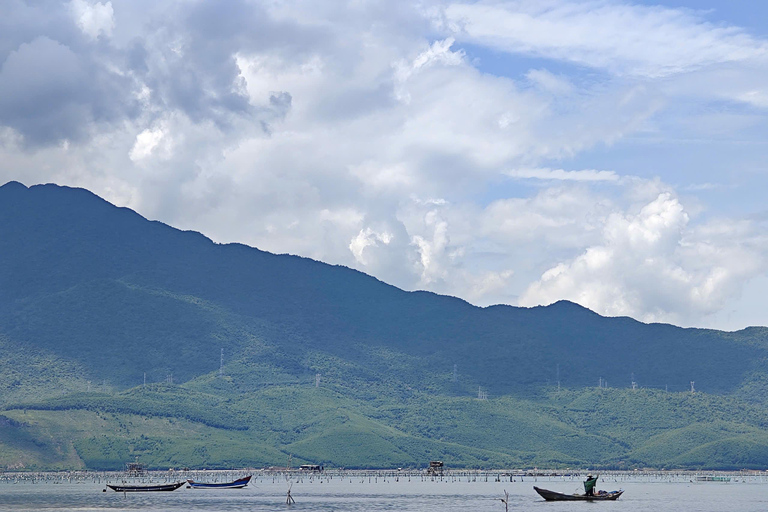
[1,180,768,470]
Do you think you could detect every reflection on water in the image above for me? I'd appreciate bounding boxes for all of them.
[1,472,768,512]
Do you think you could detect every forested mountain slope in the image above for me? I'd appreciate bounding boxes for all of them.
[1,180,767,470]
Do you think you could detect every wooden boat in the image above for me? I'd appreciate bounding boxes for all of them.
[186,475,252,489]
[106,481,185,492]
[534,486,624,501]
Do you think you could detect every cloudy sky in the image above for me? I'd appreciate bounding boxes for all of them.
[2,0,768,331]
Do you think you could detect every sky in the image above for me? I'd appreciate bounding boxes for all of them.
[2,0,768,331]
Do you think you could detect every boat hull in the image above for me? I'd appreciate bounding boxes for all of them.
[107,481,185,492]
[534,486,623,501]
[186,475,252,489]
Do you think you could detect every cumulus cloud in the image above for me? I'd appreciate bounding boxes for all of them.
[129,126,169,162]
[350,227,394,266]
[519,192,766,325]
[70,0,115,40]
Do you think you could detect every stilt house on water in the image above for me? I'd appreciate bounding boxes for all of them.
[427,461,444,475]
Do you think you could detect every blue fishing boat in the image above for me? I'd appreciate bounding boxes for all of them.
[186,475,252,489]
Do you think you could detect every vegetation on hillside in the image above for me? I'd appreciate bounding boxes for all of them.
[4,381,768,470]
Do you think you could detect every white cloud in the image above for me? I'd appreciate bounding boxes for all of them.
[129,127,168,162]
[505,167,620,182]
[350,227,394,265]
[481,184,608,249]
[526,68,573,95]
[394,38,465,102]
[350,161,415,191]
[70,0,115,40]
[437,1,768,78]
[684,182,721,191]
[519,192,766,325]
[466,269,515,303]
[411,210,451,286]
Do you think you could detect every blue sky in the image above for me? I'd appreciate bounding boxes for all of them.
[634,1,768,35]
[1,0,768,330]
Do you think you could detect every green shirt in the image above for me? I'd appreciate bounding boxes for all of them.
[584,476,598,494]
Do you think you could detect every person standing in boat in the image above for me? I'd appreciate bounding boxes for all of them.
[584,474,598,496]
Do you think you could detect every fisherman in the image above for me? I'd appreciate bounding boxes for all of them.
[584,474,598,496]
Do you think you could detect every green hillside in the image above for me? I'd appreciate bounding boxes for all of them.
[1,180,768,470]
[4,384,768,470]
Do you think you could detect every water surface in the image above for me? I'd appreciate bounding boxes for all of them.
[1,474,766,511]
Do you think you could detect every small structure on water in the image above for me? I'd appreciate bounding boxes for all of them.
[427,461,444,475]
[696,475,730,482]
[125,460,146,476]
[299,464,323,472]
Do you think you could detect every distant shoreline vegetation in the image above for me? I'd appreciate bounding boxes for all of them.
[0,469,764,480]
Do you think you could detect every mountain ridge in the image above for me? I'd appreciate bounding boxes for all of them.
[1,181,764,395]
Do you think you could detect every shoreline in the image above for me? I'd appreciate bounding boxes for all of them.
[0,468,766,485]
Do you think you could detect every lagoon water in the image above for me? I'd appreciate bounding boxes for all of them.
[1,473,767,512]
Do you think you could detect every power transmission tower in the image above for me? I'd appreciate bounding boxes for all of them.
[219,348,224,377]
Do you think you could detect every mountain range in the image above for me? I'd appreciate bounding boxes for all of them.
[1,180,767,471]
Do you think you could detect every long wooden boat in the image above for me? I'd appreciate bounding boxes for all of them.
[534,486,624,501]
[106,481,185,492]
[186,475,252,489]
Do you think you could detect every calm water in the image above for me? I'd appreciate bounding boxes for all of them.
[1,474,766,511]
